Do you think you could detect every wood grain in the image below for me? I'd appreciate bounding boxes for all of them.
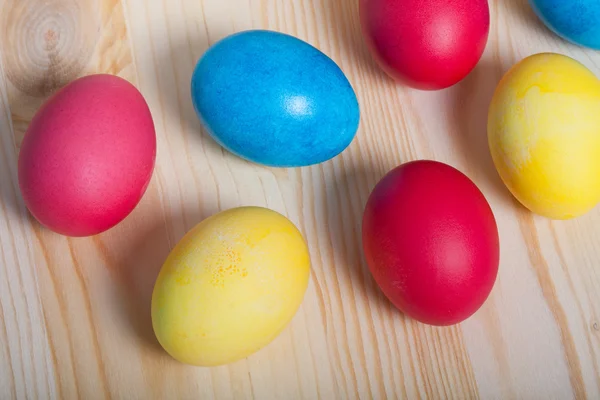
[0,0,599,398]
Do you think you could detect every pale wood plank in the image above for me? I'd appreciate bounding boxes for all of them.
[0,0,599,398]
[0,22,58,400]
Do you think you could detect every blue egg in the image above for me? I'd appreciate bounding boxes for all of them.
[191,30,360,167]
[530,0,600,49]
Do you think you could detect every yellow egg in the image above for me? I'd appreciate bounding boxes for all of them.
[151,206,310,366]
[488,52,600,219]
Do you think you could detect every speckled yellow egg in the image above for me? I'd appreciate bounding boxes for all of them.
[488,52,600,219]
[151,206,310,366]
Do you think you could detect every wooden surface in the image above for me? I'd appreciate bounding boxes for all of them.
[0,0,599,398]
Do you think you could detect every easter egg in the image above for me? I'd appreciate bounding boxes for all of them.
[362,160,499,326]
[359,0,490,90]
[530,0,600,50]
[191,30,360,167]
[18,74,156,237]
[151,206,311,366]
[488,53,600,219]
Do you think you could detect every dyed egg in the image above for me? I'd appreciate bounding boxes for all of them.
[151,206,311,366]
[530,0,600,50]
[359,0,490,90]
[18,74,156,237]
[362,160,499,326]
[488,53,600,219]
[191,30,360,167]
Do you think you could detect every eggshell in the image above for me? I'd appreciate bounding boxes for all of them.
[488,53,600,220]
[18,74,156,237]
[530,0,600,50]
[191,30,360,167]
[151,206,311,366]
[359,0,490,90]
[362,160,499,326]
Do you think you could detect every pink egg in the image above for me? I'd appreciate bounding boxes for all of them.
[18,74,156,237]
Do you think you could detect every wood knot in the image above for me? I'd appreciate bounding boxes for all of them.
[44,29,59,49]
[592,321,599,333]
[0,0,98,97]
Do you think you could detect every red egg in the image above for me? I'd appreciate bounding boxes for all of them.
[362,160,499,325]
[18,74,156,237]
[359,0,490,90]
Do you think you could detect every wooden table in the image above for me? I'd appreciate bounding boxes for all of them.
[0,0,599,398]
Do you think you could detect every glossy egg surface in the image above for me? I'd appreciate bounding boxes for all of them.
[488,53,600,219]
[362,160,499,326]
[151,206,311,366]
[191,30,360,167]
[530,0,600,50]
[18,74,156,237]
[359,0,490,90]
